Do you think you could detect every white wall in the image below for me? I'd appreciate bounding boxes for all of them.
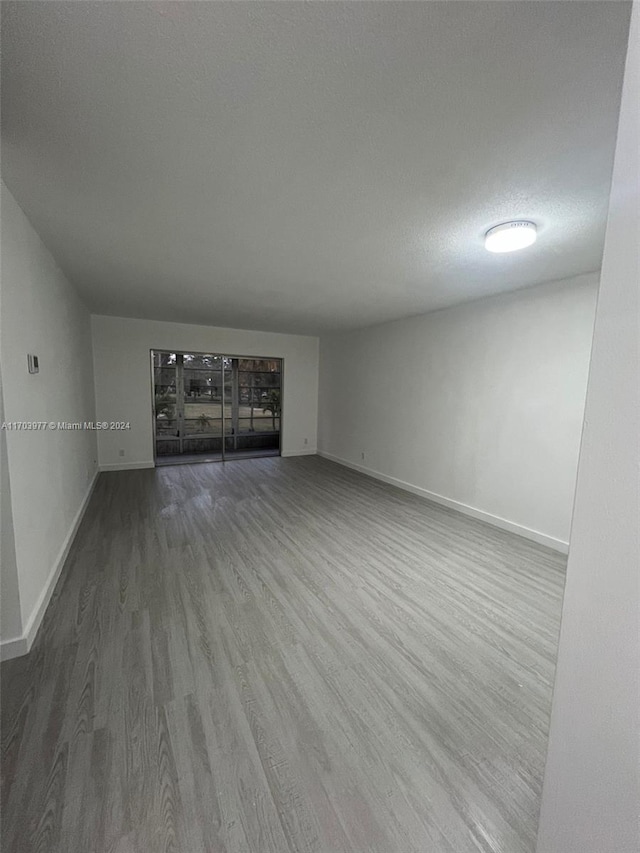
[0,363,22,642]
[318,273,598,550]
[0,185,98,657]
[536,5,639,851]
[91,315,319,469]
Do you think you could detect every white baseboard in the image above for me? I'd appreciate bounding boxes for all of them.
[99,461,155,472]
[0,634,29,661]
[317,451,569,554]
[1,470,100,662]
[281,448,317,457]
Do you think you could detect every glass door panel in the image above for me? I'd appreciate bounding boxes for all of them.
[153,352,180,457]
[153,350,281,464]
[182,355,224,457]
[223,357,281,457]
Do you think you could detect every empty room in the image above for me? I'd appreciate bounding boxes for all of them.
[0,3,637,853]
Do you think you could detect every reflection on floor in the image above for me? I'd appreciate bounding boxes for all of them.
[156,448,280,466]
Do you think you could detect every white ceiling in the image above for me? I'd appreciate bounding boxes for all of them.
[1,2,631,334]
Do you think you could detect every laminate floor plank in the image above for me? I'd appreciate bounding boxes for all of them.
[1,456,566,852]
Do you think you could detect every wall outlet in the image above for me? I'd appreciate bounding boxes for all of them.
[119,449,125,457]
[361,451,365,461]
[304,437,308,445]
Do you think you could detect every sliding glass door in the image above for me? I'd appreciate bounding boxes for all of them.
[152,351,281,464]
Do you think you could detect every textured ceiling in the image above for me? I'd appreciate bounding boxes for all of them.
[1,1,631,334]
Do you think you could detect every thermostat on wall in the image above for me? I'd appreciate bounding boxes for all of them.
[27,354,39,374]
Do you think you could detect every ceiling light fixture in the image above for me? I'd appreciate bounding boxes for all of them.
[485,220,537,253]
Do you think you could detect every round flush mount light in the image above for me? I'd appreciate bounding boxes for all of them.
[485,220,537,253]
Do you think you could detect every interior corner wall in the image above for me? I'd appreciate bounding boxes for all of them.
[0,364,22,643]
[90,315,319,470]
[536,3,639,849]
[0,184,98,657]
[318,272,599,550]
